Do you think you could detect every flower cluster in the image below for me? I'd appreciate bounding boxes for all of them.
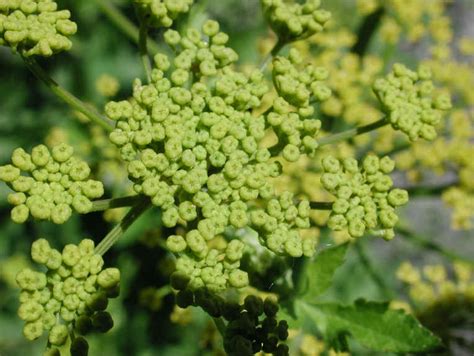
[269,49,330,160]
[0,143,104,224]
[16,239,120,349]
[321,155,409,239]
[261,0,331,43]
[176,290,289,356]
[373,63,452,141]
[393,110,474,230]
[134,0,194,28]
[168,238,249,292]
[357,0,450,45]
[397,261,474,306]
[0,0,77,56]
[105,21,318,291]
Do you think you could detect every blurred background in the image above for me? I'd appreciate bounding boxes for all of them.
[0,0,473,355]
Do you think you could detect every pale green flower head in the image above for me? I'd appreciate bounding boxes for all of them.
[134,0,194,28]
[105,20,319,293]
[0,0,77,56]
[321,155,409,239]
[0,143,104,224]
[261,0,331,43]
[373,63,452,141]
[17,238,120,346]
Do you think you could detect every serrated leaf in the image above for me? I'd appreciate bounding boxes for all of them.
[302,243,348,301]
[296,299,441,353]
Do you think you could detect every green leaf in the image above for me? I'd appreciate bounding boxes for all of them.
[302,242,348,301]
[296,299,442,353]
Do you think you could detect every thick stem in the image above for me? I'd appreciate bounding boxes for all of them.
[354,239,392,299]
[213,317,226,336]
[259,39,286,72]
[318,117,389,147]
[309,201,334,210]
[95,0,160,54]
[90,195,145,212]
[22,57,113,132]
[396,227,474,266]
[138,21,152,83]
[95,196,151,256]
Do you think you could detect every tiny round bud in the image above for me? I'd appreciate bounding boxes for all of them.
[48,324,69,346]
[97,268,121,289]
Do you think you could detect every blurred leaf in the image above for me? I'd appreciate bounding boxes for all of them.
[297,299,442,353]
[302,243,348,301]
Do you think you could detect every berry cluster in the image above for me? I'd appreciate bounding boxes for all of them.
[134,0,194,28]
[0,0,77,56]
[321,155,409,239]
[175,290,289,356]
[373,63,452,141]
[261,0,331,43]
[0,143,104,224]
[16,239,120,351]
[223,296,289,356]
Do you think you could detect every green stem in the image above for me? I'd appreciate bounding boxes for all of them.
[396,227,474,266]
[354,239,393,299]
[318,117,389,147]
[90,194,145,212]
[95,196,151,256]
[259,38,286,71]
[310,201,333,210]
[213,317,226,336]
[138,20,152,82]
[95,0,160,54]
[155,285,172,298]
[22,57,112,132]
[404,180,458,196]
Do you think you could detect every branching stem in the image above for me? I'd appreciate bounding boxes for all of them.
[95,0,160,54]
[310,201,333,210]
[22,57,113,132]
[318,117,389,147]
[136,9,152,83]
[259,38,286,72]
[90,195,145,212]
[95,196,151,256]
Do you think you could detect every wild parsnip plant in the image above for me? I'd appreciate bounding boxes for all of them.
[0,0,472,355]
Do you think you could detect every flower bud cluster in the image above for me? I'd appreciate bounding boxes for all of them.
[105,21,318,291]
[273,49,331,107]
[250,193,315,257]
[0,143,104,224]
[0,0,77,56]
[321,155,409,239]
[168,239,249,292]
[175,291,289,356]
[16,238,120,347]
[397,261,474,306]
[268,48,330,160]
[134,0,194,28]
[261,0,331,43]
[373,63,452,141]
